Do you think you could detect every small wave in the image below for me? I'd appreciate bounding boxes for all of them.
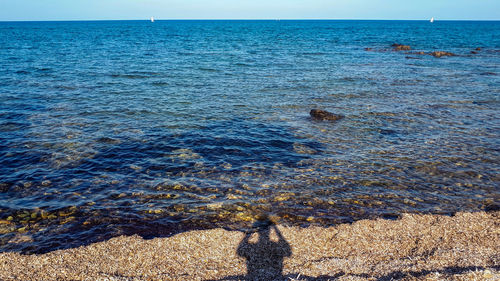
[151,82,169,87]
[110,72,160,79]
[479,72,497,76]
[234,62,251,67]
[198,67,220,72]
[301,52,326,56]
[473,100,500,105]
[365,111,397,117]
[53,85,77,90]
[110,74,150,79]
[0,121,28,132]
[377,128,399,136]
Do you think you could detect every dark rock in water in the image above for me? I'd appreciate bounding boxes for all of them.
[475,47,482,51]
[415,51,426,55]
[430,51,456,58]
[392,43,411,51]
[310,109,344,121]
[471,51,478,54]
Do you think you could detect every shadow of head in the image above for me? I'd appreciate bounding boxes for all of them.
[236,217,292,280]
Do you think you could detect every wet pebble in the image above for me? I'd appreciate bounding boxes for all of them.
[8,234,33,244]
[130,164,142,171]
[41,180,52,186]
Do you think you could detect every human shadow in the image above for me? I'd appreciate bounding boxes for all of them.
[236,218,292,280]
[214,217,343,281]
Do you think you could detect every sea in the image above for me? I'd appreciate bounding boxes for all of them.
[0,20,499,253]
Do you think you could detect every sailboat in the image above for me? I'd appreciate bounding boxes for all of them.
[151,17,155,23]
[430,17,434,23]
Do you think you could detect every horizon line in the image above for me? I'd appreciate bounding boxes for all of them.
[1,18,500,23]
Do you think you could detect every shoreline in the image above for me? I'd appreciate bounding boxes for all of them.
[0,211,498,280]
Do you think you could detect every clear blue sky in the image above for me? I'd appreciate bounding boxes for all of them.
[0,0,499,21]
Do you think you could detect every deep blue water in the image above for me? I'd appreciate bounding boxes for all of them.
[0,20,499,253]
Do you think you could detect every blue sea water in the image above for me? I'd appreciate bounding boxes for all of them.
[0,20,499,253]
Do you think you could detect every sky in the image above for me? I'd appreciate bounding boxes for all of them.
[0,0,499,21]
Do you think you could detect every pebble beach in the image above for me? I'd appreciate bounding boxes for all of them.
[0,210,498,280]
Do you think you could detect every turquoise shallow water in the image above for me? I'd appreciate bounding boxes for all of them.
[0,20,499,253]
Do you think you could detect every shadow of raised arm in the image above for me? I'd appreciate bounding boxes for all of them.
[236,231,253,259]
[272,225,291,257]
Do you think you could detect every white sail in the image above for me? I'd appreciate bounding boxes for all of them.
[430,17,434,23]
[151,17,155,23]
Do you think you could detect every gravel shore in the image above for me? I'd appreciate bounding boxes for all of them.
[0,211,498,280]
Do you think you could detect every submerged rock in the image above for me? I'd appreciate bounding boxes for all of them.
[310,109,344,121]
[392,43,411,51]
[430,51,456,58]
[96,137,121,144]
